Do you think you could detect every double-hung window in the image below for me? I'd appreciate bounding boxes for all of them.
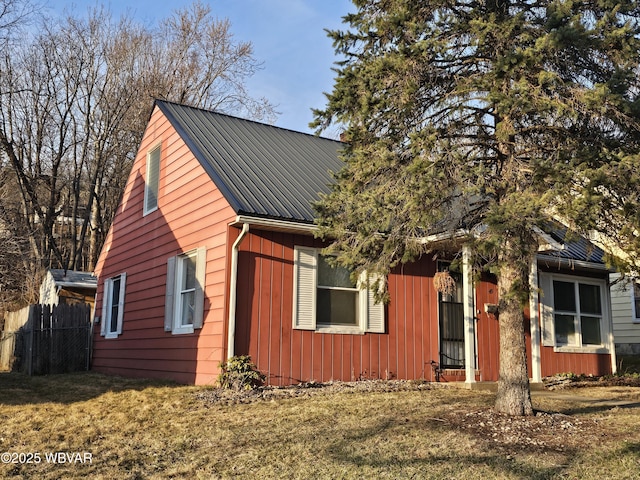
[292,246,385,334]
[101,273,126,339]
[165,247,206,335]
[143,144,160,215]
[317,254,360,327]
[540,273,610,352]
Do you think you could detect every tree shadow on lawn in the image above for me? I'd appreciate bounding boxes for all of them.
[0,371,178,405]
[320,417,570,480]
[618,441,640,457]
[555,401,640,415]
[533,390,640,416]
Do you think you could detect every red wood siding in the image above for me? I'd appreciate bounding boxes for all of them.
[93,106,236,385]
[234,229,503,386]
[474,274,500,382]
[539,346,611,377]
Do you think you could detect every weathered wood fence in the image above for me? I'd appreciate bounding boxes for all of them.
[0,305,30,371]
[0,304,92,375]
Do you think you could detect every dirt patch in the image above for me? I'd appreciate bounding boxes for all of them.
[444,408,606,455]
[195,379,439,405]
[544,373,640,390]
[195,375,640,405]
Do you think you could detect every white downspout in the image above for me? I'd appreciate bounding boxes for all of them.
[227,223,249,359]
[463,245,476,384]
[606,279,617,375]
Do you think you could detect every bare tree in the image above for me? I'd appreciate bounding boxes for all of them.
[150,1,275,121]
[0,0,35,43]
[0,0,276,303]
[0,165,39,309]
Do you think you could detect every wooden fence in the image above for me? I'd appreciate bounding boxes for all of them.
[0,303,92,375]
[0,306,30,371]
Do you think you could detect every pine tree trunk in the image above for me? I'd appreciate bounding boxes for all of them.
[495,258,534,416]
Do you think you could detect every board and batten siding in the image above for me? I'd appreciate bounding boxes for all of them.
[93,105,236,385]
[233,228,512,386]
[538,346,612,377]
[474,275,502,382]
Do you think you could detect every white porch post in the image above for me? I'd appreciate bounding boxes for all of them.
[463,245,476,384]
[529,258,542,383]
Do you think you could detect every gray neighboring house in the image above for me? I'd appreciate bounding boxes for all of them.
[610,273,640,355]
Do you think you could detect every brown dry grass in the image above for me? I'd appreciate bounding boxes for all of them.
[0,372,639,479]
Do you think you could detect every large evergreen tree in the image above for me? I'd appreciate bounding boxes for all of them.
[313,0,640,415]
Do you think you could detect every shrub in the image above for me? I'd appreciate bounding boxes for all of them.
[218,355,266,391]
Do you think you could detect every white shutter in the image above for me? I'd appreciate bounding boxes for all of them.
[539,273,555,347]
[366,289,385,333]
[116,273,126,335]
[361,273,385,333]
[193,246,206,329]
[293,246,317,330]
[100,279,109,336]
[165,256,176,332]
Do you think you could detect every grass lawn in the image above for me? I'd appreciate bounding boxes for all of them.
[0,372,639,479]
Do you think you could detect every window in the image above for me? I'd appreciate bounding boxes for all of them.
[540,273,610,352]
[144,144,160,215]
[100,273,126,339]
[317,254,359,326]
[165,247,206,334]
[634,282,640,321]
[293,246,384,334]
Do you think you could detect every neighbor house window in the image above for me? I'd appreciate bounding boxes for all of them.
[143,144,160,215]
[100,273,126,339]
[634,282,640,322]
[292,246,384,334]
[165,247,206,335]
[540,273,610,352]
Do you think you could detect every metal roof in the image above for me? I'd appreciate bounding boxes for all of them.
[49,269,98,289]
[156,100,344,223]
[538,227,607,267]
[156,101,606,269]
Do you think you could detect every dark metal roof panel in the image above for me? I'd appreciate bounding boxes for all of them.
[157,101,343,222]
[540,228,606,264]
[49,269,98,288]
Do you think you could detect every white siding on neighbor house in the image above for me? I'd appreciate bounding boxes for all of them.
[610,273,640,346]
[38,271,58,306]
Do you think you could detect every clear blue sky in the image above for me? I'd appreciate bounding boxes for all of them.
[44,1,354,136]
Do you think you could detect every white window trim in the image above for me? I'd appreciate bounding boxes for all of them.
[143,144,161,216]
[631,279,640,324]
[292,246,385,334]
[539,272,611,354]
[174,252,197,335]
[165,247,206,335]
[100,273,126,339]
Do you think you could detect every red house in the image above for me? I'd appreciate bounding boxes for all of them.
[93,100,617,386]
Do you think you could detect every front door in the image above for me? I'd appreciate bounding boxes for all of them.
[438,264,465,369]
